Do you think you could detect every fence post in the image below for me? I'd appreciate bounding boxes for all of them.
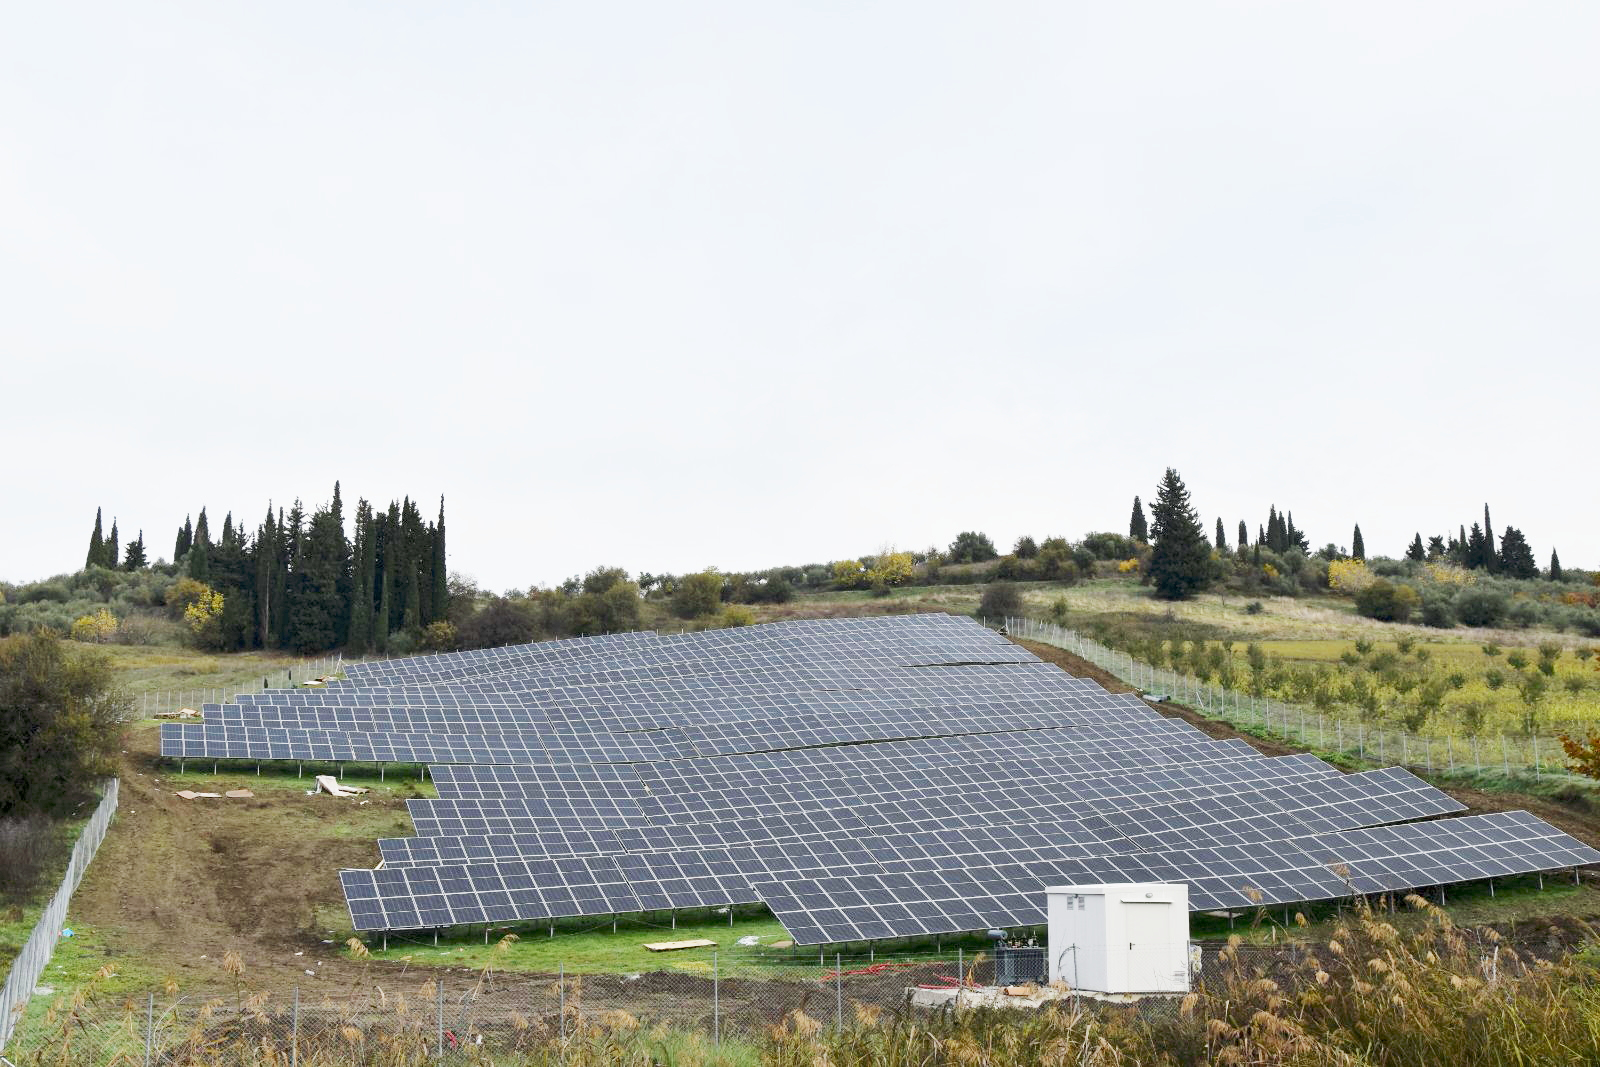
[145,991,154,1067]
[558,962,565,1042]
[835,953,843,1032]
[291,985,299,1067]
[956,947,963,1010]
[436,980,444,1064]
[712,951,720,1046]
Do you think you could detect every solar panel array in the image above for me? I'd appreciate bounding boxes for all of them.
[159,614,1600,944]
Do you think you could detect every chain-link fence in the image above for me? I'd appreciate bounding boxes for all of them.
[2,951,974,1064]
[0,780,119,1051]
[138,655,343,720]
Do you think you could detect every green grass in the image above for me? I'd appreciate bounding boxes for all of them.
[1187,875,1600,943]
[353,911,797,975]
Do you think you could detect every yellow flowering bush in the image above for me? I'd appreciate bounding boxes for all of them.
[70,607,119,643]
[1117,558,1140,574]
[183,587,225,647]
[867,552,915,588]
[1424,562,1476,586]
[1328,559,1377,594]
[1262,563,1280,579]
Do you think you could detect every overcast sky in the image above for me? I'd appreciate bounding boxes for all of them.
[3,2,1594,592]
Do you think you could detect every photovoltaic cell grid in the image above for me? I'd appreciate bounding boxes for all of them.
[156,613,1600,943]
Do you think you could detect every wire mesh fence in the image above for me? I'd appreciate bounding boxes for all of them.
[1004,615,1584,783]
[0,780,119,1052]
[2,951,976,1064]
[138,655,343,720]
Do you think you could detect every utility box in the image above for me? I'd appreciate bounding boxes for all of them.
[1046,883,1190,994]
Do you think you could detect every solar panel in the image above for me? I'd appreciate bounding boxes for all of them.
[150,612,1599,942]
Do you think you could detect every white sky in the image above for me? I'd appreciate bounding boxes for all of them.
[3,2,1595,592]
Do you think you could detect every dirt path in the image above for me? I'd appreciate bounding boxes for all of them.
[72,730,427,989]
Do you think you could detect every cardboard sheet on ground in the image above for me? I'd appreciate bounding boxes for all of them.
[643,939,717,952]
[174,790,222,799]
[316,776,370,797]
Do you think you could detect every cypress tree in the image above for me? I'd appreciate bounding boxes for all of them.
[404,562,422,634]
[277,502,303,650]
[123,531,147,570]
[1237,521,1248,549]
[431,496,448,623]
[1148,468,1213,600]
[175,516,192,562]
[1266,506,1282,553]
[255,506,279,648]
[1483,505,1495,572]
[1129,497,1149,542]
[1550,549,1563,582]
[348,500,375,654]
[106,519,119,571]
[375,552,392,654]
[188,508,211,581]
[1351,524,1365,561]
[1285,512,1307,552]
[1406,533,1425,562]
[86,508,105,570]
[1214,518,1227,553]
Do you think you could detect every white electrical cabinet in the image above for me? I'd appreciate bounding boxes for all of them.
[1045,883,1190,994]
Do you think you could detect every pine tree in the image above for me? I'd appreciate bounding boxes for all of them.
[1497,526,1537,579]
[1426,535,1446,560]
[106,519,119,572]
[1406,533,1425,562]
[431,496,448,624]
[123,531,147,570]
[1129,497,1149,543]
[1148,468,1213,600]
[1214,518,1227,553]
[1550,549,1563,582]
[1351,524,1365,561]
[287,491,349,653]
[175,516,192,561]
[86,508,105,570]
[1466,522,1488,570]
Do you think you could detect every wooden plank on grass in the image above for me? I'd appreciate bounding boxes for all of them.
[643,939,717,952]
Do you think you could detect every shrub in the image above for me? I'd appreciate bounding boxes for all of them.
[1244,600,1264,615]
[1327,558,1376,594]
[1455,589,1509,628]
[672,571,724,618]
[1507,650,1530,671]
[421,621,458,652]
[1013,535,1038,559]
[718,605,755,628]
[978,582,1022,621]
[1418,590,1456,629]
[947,531,998,564]
[1354,580,1418,623]
[69,608,118,643]
[1485,669,1506,690]
[456,596,539,650]
[0,631,127,818]
[1080,532,1137,560]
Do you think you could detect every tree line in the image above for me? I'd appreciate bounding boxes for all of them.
[80,486,448,653]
